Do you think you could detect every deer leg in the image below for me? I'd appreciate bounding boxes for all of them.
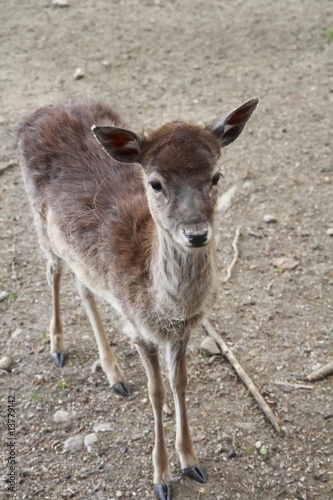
[165,341,207,484]
[135,340,172,500]
[46,257,65,367]
[77,281,130,397]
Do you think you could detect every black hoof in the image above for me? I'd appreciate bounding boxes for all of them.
[154,482,172,500]
[113,382,130,397]
[51,352,66,367]
[182,465,207,483]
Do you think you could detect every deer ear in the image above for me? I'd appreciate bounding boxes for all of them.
[206,97,259,148]
[92,125,142,163]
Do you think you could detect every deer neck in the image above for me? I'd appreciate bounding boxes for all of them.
[150,225,217,320]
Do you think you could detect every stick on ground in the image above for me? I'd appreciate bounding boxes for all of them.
[202,318,281,433]
[307,361,333,382]
[273,380,313,390]
[223,225,241,283]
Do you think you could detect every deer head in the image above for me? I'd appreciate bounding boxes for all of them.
[92,98,258,250]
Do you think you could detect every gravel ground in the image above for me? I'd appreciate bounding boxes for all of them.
[1,1,332,499]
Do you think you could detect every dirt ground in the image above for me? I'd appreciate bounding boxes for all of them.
[1,0,332,499]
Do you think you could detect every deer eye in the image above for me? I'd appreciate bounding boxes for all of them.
[212,172,221,186]
[149,180,163,193]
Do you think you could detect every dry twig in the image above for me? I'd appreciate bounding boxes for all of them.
[202,318,281,433]
[223,225,241,283]
[273,380,313,390]
[307,361,333,382]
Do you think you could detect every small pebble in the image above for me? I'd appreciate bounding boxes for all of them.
[52,0,69,7]
[263,214,278,223]
[326,228,333,236]
[227,450,237,459]
[200,337,221,356]
[0,355,13,371]
[73,67,84,80]
[84,433,98,453]
[63,435,85,451]
[255,441,262,449]
[93,421,113,433]
[11,328,23,340]
[221,433,233,443]
[130,434,142,442]
[0,291,9,302]
[53,410,71,424]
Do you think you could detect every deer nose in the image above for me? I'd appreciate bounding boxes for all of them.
[183,226,209,247]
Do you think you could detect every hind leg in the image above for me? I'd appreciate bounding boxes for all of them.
[46,256,66,367]
[77,280,130,397]
[32,209,66,367]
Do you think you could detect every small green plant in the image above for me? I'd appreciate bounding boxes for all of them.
[42,331,49,343]
[58,380,70,389]
[32,393,41,404]
[9,291,17,301]
[259,446,268,456]
[324,29,333,42]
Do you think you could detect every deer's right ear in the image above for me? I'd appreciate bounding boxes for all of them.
[92,125,143,163]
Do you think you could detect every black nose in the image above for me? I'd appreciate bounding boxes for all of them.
[184,227,209,247]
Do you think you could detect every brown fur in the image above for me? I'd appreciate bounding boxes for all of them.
[19,100,219,343]
[18,97,258,495]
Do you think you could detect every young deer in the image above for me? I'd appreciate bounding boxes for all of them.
[18,97,258,499]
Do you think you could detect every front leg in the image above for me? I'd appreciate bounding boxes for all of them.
[165,341,207,484]
[135,340,172,500]
[77,281,130,397]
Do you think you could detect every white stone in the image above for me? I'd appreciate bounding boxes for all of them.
[53,410,71,424]
[73,67,84,80]
[84,433,98,453]
[326,228,333,236]
[11,328,23,340]
[200,337,221,356]
[0,291,9,302]
[263,214,278,223]
[0,355,13,370]
[93,422,113,433]
[52,0,69,7]
[63,435,84,451]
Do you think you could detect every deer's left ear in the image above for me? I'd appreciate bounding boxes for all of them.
[206,97,259,148]
[92,125,143,163]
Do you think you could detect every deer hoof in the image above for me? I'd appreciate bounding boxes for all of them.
[112,382,131,397]
[51,352,66,367]
[182,465,207,483]
[154,482,172,500]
